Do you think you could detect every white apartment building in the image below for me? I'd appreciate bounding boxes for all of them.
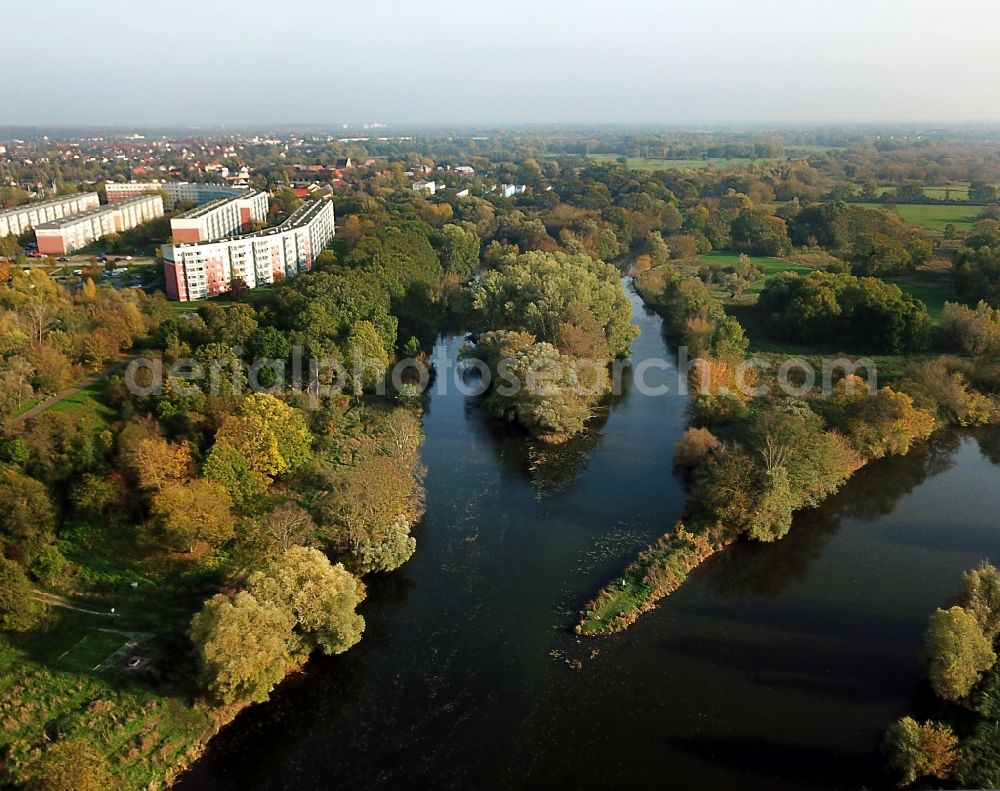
[0,193,101,237]
[163,200,335,301]
[169,190,269,243]
[105,181,250,209]
[35,194,164,255]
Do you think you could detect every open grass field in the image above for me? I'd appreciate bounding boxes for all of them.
[922,185,971,201]
[46,377,111,415]
[885,270,956,321]
[783,144,840,154]
[585,153,784,171]
[691,251,819,292]
[0,495,228,785]
[0,606,214,789]
[853,201,980,232]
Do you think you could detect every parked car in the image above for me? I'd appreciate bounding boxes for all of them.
[58,256,69,262]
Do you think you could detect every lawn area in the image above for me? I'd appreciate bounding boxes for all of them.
[46,377,112,416]
[692,251,818,292]
[0,606,215,789]
[585,153,783,171]
[853,202,980,232]
[0,503,230,786]
[783,144,839,154]
[885,270,956,321]
[923,185,971,201]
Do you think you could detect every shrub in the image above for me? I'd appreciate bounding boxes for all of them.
[885,717,959,786]
[672,427,721,472]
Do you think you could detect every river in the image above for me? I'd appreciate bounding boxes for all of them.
[176,283,1000,790]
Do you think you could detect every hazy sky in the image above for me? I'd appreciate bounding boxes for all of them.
[7,0,1000,127]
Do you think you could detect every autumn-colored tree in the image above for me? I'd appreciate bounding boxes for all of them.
[248,546,365,655]
[235,502,318,567]
[630,254,653,276]
[80,277,98,300]
[321,456,417,573]
[925,606,996,702]
[959,561,1000,640]
[211,394,312,483]
[0,470,56,565]
[672,427,721,472]
[885,717,959,786]
[120,420,191,493]
[0,557,40,631]
[150,479,235,553]
[24,343,74,394]
[829,379,936,461]
[553,302,611,360]
[419,202,453,228]
[190,590,294,704]
[666,233,699,259]
[24,738,114,791]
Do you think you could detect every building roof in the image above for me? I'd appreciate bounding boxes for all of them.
[171,190,263,220]
[0,192,99,219]
[34,204,118,230]
[34,194,160,230]
[166,200,331,250]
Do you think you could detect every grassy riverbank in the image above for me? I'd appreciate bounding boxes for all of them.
[577,522,734,635]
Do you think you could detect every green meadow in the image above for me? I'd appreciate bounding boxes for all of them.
[585,153,783,171]
[851,202,980,232]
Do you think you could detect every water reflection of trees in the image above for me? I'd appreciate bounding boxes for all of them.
[461,371,623,496]
[974,427,1000,465]
[705,431,962,599]
[471,400,616,497]
[177,570,417,789]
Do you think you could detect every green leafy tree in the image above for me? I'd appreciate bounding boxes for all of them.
[925,606,996,702]
[729,209,791,256]
[345,320,391,394]
[0,557,41,631]
[885,717,959,786]
[0,471,55,565]
[433,223,480,280]
[248,546,365,655]
[190,590,294,704]
[203,444,268,507]
[471,250,637,358]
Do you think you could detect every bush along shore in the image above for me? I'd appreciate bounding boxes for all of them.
[577,262,1000,635]
[882,562,1000,789]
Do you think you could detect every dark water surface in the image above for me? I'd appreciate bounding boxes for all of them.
[177,285,1000,790]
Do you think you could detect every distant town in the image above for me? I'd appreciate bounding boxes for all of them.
[0,132,533,302]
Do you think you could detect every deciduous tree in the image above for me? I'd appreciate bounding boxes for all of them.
[925,606,996,702]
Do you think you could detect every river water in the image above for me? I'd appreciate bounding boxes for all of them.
[177,284,1000,790]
